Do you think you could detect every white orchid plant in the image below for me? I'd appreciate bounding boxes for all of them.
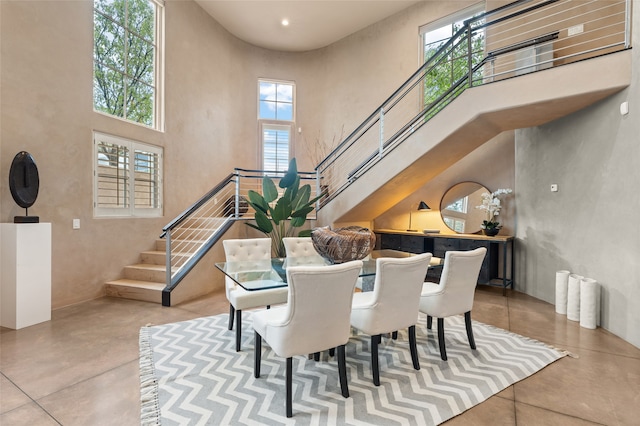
[476,188,513,230]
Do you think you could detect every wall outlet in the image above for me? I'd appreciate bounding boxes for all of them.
[568,24,584,36]
[73,218,80,229]
[550,184,558,192]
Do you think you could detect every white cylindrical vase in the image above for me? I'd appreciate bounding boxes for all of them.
[580,278,599,329]
[566,274,583,322]
[555,270,570,315]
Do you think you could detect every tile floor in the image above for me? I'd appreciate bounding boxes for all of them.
[1,286,639,425]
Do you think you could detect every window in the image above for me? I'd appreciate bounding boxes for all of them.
[445,195,468,214]
[94,131,163,217]
[420,3,485,107]
[93,0,164,129]
[261,124,292,173]
[258,79,295,173]
[443,217,466,233]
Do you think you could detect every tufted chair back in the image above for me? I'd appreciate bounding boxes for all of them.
[419,247,487,318]
[222,238,271,297]
[282,237,326,266]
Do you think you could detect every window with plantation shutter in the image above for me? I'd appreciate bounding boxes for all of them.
[261,123,292,173]
[94,131,163,217]
[258,79,295,173]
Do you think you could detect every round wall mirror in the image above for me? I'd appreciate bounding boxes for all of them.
[440,182,489,234]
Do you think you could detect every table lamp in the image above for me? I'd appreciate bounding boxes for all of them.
[407,201,430,232]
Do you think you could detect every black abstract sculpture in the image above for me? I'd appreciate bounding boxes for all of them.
[9,151,40,223]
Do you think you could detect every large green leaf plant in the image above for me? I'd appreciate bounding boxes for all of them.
[244,158,323,257]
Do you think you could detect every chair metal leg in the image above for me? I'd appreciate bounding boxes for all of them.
[392,331,398,340]
[228,304,235,330]
[437,318,447,361]
[313,352,320,361]
[286,357,293,418]
[235,310,242,352]
[329,348,335,357]
[254,331,262,378]
[371,334,380,386]
[337,345,349,398]
[465,311,476,350]
[427,315,432,330]
[408,325,420,370]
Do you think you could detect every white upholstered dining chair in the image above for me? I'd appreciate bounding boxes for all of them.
[350,252,432,386]
[222,238,288,352]
[419,247,487,361]
[253,260,363,418]
[282,237,326,266]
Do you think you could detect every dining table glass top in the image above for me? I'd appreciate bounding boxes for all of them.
[215,250,443,291]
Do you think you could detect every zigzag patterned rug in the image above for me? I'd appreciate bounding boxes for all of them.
[139,312,566,425]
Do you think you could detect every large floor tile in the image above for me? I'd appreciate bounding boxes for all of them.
[515,402,603,425]
[0,298,203,400]
[509,307,640,357]
[37,360,140,426]
[513,346,640,425]
[443,393,516,425]
[0,374,31,414]
[0,401,59,425]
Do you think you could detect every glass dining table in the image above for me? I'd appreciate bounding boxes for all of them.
[215,249,443,292]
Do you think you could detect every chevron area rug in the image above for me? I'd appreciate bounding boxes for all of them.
[139,312,566,425]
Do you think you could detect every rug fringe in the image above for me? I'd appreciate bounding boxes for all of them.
[139,325,161,425]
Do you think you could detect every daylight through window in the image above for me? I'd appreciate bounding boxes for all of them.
[420,4,485,109]
[93,0,164,129]
[258,79,295,173]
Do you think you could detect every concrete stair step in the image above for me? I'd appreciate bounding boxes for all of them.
[124,263,166,283]
[141,250,191,266]
[155,239,206,252]
[104,279,165,304]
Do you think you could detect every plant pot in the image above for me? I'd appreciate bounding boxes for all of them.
[483,228,500,237]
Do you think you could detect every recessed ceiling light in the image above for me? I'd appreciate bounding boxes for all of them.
[281,18,289,26]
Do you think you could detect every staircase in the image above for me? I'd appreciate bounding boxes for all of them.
[319,50,632,224]
[104,221,213,304]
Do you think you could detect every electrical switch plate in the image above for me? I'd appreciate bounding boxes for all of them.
[550,184,558,192]
[568,24,584,36]
[73,219,80,229]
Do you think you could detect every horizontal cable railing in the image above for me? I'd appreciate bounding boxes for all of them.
[316,0,630,208]
[159,168,319,304]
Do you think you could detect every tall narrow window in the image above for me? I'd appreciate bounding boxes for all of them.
[93,0,164,129]
[420,3,485,108]
[94,132,163,217]
[258,79,295,173]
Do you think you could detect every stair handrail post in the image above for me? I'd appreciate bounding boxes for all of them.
[625,0,631,48]
[165,229,172,287]
[234,169,240,219]
[467,23,473,88]
[379,106,385,158]
[316,168,322,211]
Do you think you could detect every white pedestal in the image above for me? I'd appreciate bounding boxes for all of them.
[1,223,52,329]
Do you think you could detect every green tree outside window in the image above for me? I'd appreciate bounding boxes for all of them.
[94,0,157,127]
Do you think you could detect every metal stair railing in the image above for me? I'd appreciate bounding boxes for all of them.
[316,0,631,209]
[159,168,318,306]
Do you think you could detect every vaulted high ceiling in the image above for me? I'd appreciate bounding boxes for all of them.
[194,1,420,52]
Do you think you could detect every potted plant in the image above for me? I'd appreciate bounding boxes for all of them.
[244,158,324,257]
[476,188,513,236]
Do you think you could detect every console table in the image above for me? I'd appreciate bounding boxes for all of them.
[374,229,514,295]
